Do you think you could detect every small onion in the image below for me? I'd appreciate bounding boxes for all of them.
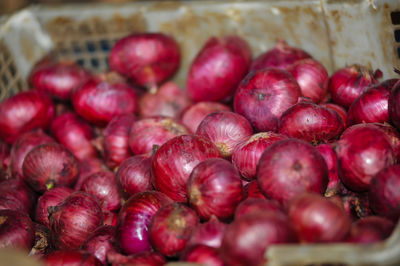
[82,225,116,265]
[347,216,395,244]
[243,180,266,199]
[234,198,283,219]
[43,250,102,266]
[0,209,34,251]
[74,158,109,190]
[0,178,36,215]
[180,244,224,266]
[186,216,227,249]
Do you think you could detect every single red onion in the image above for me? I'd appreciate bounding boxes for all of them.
[347,216,395,244]
[196,111,253,158]
[188,158,243,221]
[74,158,109,190]
[234,198,283,219]
[139,81,191,119]
[35,186,73,228]
[116,191,172,255]
[316,143,344,196]
[340,191,373,221]
[0,140,9,181]
[243,180,266,199]
[109,33,180,89]
[0,91,55,144]
[288,192,351,243]
[234,68,301,132]
[107,251,166,266]
[82,225,116,265]
[329,64,380,108]
[49,191,103,250]
[187,36,251,102]
[10,129,54,179]
[287,58,329,103]
[50,112,97,161]
[0,209,34,250]
[43,250,102,266]
[30,60,91,101]
[389,79,400,130]
[258,139,328,205]
[30,223,51,257]
[369,164,400,221]
[72,72,138,126]
[186,216,227,249]
[152,135,222,202]
[116,155,152,199]
[278,102,344,144]
[0,178,36,215]
[103,211,118,227]
[250,39,311,71]
[320,102,347,128]
[181,101,231,133]
[129,117,188,155]
[149,203,199,257]
[369,123,400,160]
[180,245,224,266]
[220,212,296,266]
[23,143,79,193]
[336,124,395,192]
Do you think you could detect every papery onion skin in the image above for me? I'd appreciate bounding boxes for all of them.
[0,140,9,180]
[30,223,51,257]
[188,158,243,221]
[149,203,199,257]
[0,91,55,144]
[181,101,231,133]
[196,111,253,158]
[288,192,351,243]
[180,244,224,266]
[257,139,328,205]
[116,155,153,199]
[243,180,266,199]
[340,191,373,221]
[287,58,329,103]
[320,102,347,128]
[129,117,188,155]
[116,191,172,255]
[0,209,35,251]
[43,250,102,266]
[103,211,118,227]
[234,198,283,219]
[278,102,344,144]
[234,68,301,132]
[22,143,79,193]
[49,191,103,250]
[50,112,98,161]
[74,158,109,190]
[152,135,222,202]
[186,216,227,249]
[389,79,400,130]
[0,178,36,215]
[347,216,395,244]
[336,124,395,192]
[187,36,252,102]
[82,225,116,265]
[115,251,167,266]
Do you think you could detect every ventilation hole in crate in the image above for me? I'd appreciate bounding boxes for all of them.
[100,40,111,51]
[2,75,8,86]
[73,43,82,54]
[86,41,96,53]
[77,59,85,67]
[9,64,16,77]
[395,29,400,43]
[91,58,100,68]
[392,12,400,25]
[397,47,400,59]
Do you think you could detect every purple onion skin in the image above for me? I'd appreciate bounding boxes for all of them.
[115,251,167,266]
[82,225,116,265]
[320,103,348,128]
[0,178,36,216]
[43,250,102,266]
[116,191,172,255]
[186,216,227,249]
[369,123,400,161]
[0,209,35,251]
[180,244,224,266]
[369,165,400,222]
[234,68,301,132]
[278,102,344,144]
[243,180,266,199]
[234,198,284,219]
[347,216,395,244]
[389,79,400,130]
[336,124,395,192]
[74,158,109,191]
[257,139,328,205]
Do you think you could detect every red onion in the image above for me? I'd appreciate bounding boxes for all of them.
[50,112,98,161]
[187,216,227,249]
[35,186,73,228]
[287,58,329,103]
[107,251,166,266]
[129,117,188,155]
[181,101,231,133]
[220,212,296,266]
[103,211,118,227]
[23,143,79,193]
[149,203,199,257]
[0,209,34,250]
[234,68,301,132]
[152,135,222,202]
[250,39,311,71]
[139,81,191,119]
[80,171,121,211]
[0,140,9,181]
[196,111,253,158]
[30,60,91,101]
[329,64,380,108]
[116,155,152,199]
[389,79,400,130]
[0,91,55,144]
[103,114,135,169]
[49,191,103,250]
[72,72,138,126]
[243,180,266,199]
[336,124,395,192]
[369,122,400,160]
[116,191,172,255]
[258,139,328,205]
[30,223,51,257]
[43,250,102,266]
[10,129,54,179]
[188,158,243,221]
[316,144,344,196]
[74,158,109,190]
[180,245,224,266]
[82,225,116,265]
[320,102,347,128]
[278,102,344,144]
[340,191,373,220]
[234,198,283,219]
[187,36,251,102]
[109,33,180,89]
[288,192,351,243]
[0,178,36,215]
[369,164,400,221]
[347,216,395,244]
